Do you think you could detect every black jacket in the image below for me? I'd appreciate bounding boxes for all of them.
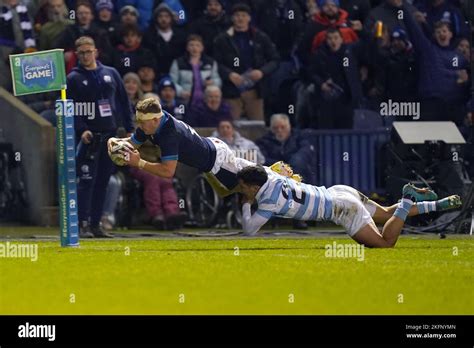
[213,26,280,99]
[189,12,231,56]
[142,26,187,77]
[310,42,364,107]
[340,0,371,22]
[256,0,304,59]
[112,45,155,77]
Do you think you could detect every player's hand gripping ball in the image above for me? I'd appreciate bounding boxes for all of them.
[107,138,135,166]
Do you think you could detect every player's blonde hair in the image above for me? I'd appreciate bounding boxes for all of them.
[135,97,163,121]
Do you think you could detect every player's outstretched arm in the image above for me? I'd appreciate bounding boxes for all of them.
[241,203,271,236]
[124,148,177,178]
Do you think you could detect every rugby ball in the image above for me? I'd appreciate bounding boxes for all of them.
[108,138,135,166]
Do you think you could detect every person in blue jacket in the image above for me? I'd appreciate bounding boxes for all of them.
[400,2,470,126]
[67,36,134,238]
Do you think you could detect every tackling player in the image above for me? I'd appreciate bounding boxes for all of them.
[236,166,462,248]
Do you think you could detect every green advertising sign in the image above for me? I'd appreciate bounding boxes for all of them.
[9,49,66,96]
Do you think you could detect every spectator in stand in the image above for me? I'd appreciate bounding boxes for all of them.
[413,0,469,39]
[372,27,417,103]
[213,119,265,164]
[339,0,372,22]
[123,72,144,105]
[189,0,231,56]
[38,0,74,51]
[153,0,205,26]
[309,28,364,129]
[257,114,316,184]
[213,3,280,121]
[256,0,304,60]
[119,4,139,26]
[256,113,316,228]
[297,0,361,65]
[186,85,233,127]
[456,37,470,63]
[112,23,155,76]
[157,76,186,120]
[32,0,53,31]
[94,0,120,46]
[117,0,153,31]
[56,0,113,69]
[170,34,222,112]
[137,55,160,94]
[0,0,36,88]
[143,3,187,79]
[364,0,418,35]
[400,3,470,126]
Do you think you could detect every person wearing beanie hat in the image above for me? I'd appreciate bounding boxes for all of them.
[317,0,340,7]
[156,76,186,120]
[153,3,175,22]
[142,2,186,78]
[189,0,230,56]
[117,0,152,31]
[96,0,114,12]
[371,25,417,103]
[120,5,140,20]
[56,2,115,68]
[158,76,177,94]
[95,0,120,46]
[391,27,412,49]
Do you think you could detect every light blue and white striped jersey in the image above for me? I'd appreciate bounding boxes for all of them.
[255,169,333,221]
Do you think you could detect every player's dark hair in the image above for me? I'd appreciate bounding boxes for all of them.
[237,166,268,187]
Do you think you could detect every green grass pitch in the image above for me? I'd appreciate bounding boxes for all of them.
[0,235,472,314]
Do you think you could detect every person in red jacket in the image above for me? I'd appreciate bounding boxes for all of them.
[297,0,361,63]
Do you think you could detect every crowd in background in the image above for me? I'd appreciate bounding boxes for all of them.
[1,0,473,231]
[1,0,473,128]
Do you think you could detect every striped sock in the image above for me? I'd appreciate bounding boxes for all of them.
[416,201,437,214]
[394,198,414,221]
